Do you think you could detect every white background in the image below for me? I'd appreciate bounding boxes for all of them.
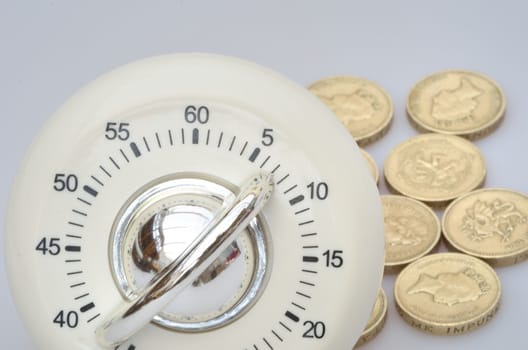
[1,1,527,349]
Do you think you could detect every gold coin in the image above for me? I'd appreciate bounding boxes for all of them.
[355,288,387,347]
[394,252,501,335]
[382,195,441,273]
[309,76,393,146]
[384,133,486,206]
[360,149,379,185]
[407,70,505,139]
[443,188,528,266]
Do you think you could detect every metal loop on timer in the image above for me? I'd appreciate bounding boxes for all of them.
[96,173,274,348]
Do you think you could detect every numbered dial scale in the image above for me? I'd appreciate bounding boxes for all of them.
[5,54,384,350]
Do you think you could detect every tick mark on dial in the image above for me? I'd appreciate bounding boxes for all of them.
[68,221,84,228]
[109,156,120,170]
[263,338,273,350]
[120,149,130,163]
[168,130,174,146]
[283,185,297,194]
[87,313,101,323]
[77,197,92,206]
[65,245,81,252]
[296,291,311,299]
[279,321,292,332]
[155,132,162,148]
[100,165,112,178]
[285,311,300,323]
[303,256,319,263]
[72,209,87,217]
[298,220,314,226]
[249,147,261,162]
[240,141,248,155]
[299,280,315,287]
[67,270,83,276]
[217,132,224,148]
[90,175,104,187]
[130,142,141,158]
[80,302,95,313]
[301,232,317,237]
[294,208,310,215]
[229,136,236,151]
[289,195,304,206]
[74,293,89,300]
[276,174,289,185]
[291,302,306,311]
[260,155,271,168]
[143,137,151,152]
[192,128,199,144]
[272,330,283,342]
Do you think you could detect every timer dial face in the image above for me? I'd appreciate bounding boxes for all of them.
[5,54,384,350]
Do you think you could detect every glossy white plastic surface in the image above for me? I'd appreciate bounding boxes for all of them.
[5,54,383,349]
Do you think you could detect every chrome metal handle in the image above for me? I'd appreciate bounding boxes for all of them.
[96,173,274,347]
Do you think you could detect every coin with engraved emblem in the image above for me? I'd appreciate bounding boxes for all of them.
[309,76,393,146]
[394,252,501,335]
[384,133,486,206]
[354,288,387,347]
[407,70,506,139]
[360,149,379,185]
[443,188,528,266]
[382,195,441,273]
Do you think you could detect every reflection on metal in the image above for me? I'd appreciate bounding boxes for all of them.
[132,207,242,285]
[99,173,273,347]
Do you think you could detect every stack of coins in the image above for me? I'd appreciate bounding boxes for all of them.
[309,70,523,347]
